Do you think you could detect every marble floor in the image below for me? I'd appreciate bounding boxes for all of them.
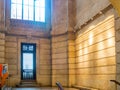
[11,87,79,90]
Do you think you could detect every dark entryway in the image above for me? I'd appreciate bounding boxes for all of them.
[21,43,36,80]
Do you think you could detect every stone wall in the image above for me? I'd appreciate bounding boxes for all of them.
[115,9,120,90]
[0,0,5,64]
[51,0,68,35]
[52,34,68,86]
[51,0,76,87]
[75,6,116,90]
[0,0,5,30]
[75,0,110,29]
[0,0,119,89]
[5,36,51,87]
[68,32,76,86]
[0,33,5,63]
[38,39,51,86]
[0,0,52,87]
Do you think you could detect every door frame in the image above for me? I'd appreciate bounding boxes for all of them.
[21,43,36,80]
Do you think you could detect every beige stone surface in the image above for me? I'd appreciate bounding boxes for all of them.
[76,75,116,90]
[52,41,67,48]
[0,39,5,45]
[0,58,4,63]
[0,0,119,89]
[76,0,110,28]
[5,36,17,42]
[52,75,68,86]
[52,59,67,64]
[0,45,4,51]
[75,6,116,90]
[52,34,68,43]
[52,53,67,59]
[52,47,67,54]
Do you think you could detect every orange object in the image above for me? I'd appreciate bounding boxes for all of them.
[0,64,9,87]
[0,64,3,77]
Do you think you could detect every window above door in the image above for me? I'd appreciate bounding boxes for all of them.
[8,0,51,30]
[11,0,45,22]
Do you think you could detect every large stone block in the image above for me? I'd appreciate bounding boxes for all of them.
[39,65,51,70]
[40,54,50,59]
[0,58,4,63]
[0,52,4,58]
[52,64,68,70]
[52,41,67,48]
[68,52,75,58]
[39,50,50,55]
[52,69,68,75]
[5,36,17,42]
[5,47,17,53]
[76,56,115,68]
[0,39,5,45]
[52,53,67,59]
[0,33,5,39]
[52,59,67,64]
[6,58,17,64]
[52,47,67,54]
[39,39,50,44]
[5,53,17,59]
[6,42,17,48]
[39,59,51,64]
[52,34,68,43]
[76,65,116,75]
[40,44,50,50]
[0,46,4,51]
[39,69,51,75]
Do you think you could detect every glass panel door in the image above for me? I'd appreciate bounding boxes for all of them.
[21,43,36,80]
[23,53,33,80]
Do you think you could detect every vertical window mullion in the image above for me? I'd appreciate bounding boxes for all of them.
[28,0,29,20]
[15,3,17,19]
[34,0,35,21]
[22,0,23,20]
[15,1,17,19]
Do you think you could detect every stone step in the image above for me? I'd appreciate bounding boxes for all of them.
[16,81,40,87]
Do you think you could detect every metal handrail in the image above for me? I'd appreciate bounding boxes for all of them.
[110,80,120,86]
[56,82,64,90]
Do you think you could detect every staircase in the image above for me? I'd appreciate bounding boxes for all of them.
[16,80,40,87]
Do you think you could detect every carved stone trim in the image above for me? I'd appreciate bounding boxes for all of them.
[10,19,46,30]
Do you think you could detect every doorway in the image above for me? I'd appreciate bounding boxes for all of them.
[21,43,36,80]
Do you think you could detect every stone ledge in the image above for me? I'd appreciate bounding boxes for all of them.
[72,85,99,90]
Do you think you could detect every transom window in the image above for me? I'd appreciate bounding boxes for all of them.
[11,0,45,22]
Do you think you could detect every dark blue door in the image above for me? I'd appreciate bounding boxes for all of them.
[21,43,36,80]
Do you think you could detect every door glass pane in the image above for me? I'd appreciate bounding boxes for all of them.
[23,53,33,69]
[29,45,34,51]
[23,45,28,51]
